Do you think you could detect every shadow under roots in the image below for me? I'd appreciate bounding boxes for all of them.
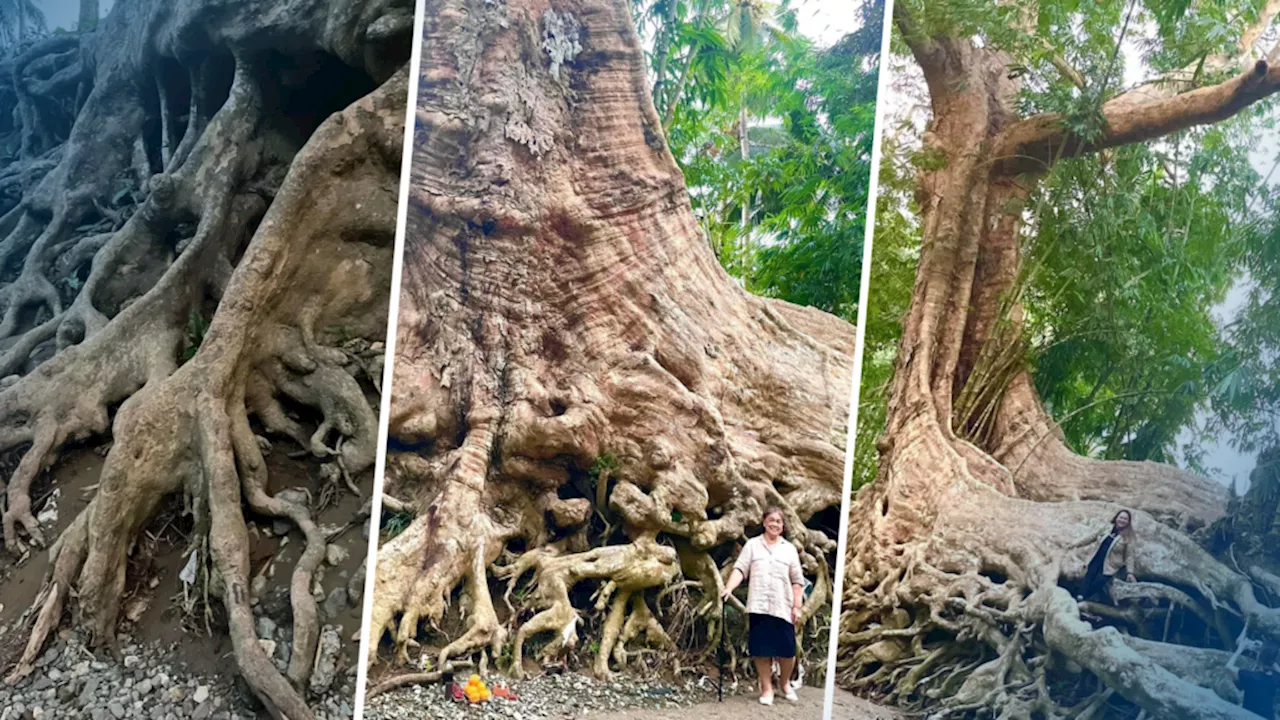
[259,50,379,146]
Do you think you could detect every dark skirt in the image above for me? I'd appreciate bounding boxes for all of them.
[748,613,796,659]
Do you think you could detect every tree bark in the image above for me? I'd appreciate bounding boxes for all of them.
[78,0,98,33]
[0,0,414,716]
[367,0,855,679]
[838,14,1280,719]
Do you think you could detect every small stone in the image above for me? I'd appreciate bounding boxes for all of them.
[251,575,268,600]
[193,686,210,704]
[325,544,348,567]
[307,626,343,694]
[277,488,309,506]
[256,616,277,640]
[135,679,153,696]
[322,588,348,619]
[107,702,125,719]
[346,562,365,606]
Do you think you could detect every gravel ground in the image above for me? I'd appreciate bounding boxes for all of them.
[0,628,357,720]
[364,672,718,720]
[363,671,897,720]
[0,448,369,720]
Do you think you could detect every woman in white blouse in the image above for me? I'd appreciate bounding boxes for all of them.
[721,505,805,705]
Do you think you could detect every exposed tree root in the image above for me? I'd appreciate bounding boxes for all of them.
[0,0,413,716]
[364,661,474,700]
[368,0,855,682]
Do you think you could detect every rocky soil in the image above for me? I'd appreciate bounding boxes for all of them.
[0,447,374,720]
[363,671,901,720]
[0,628,356,720]
[364,671,756,720]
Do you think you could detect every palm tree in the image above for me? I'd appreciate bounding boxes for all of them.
[721,0,783,235]
[0,0,46,51]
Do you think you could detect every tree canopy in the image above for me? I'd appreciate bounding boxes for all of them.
[630,0,882,323]
[856,0,1280,488]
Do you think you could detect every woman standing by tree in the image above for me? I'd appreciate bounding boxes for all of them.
[722,506,805,705]
[1075,509,1139,604]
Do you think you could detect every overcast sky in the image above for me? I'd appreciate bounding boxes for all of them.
[793,0,860,47]
[32,0,111,32]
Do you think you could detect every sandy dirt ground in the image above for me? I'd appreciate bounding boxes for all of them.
[585,686,900,720]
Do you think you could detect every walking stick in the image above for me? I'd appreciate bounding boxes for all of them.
[718,601,728,702]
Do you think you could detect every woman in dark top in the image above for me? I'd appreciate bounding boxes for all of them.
[1229,622,1279,719]
[1076,509,1137,603]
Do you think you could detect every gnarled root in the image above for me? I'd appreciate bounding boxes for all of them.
[502,536,680,678]
[0,5,410,717]
[840,415,1273,719]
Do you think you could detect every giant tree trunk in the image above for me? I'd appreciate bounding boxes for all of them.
[367,0,855,679]
[0,1,413,717]
[838,13,1280,719]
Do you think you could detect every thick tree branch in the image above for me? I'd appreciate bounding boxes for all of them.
[1242,0,1280,57]
[994,60,1280,176]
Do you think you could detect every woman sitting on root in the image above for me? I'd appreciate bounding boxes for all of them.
[1076,509,1138,604]
[721,505,805,706]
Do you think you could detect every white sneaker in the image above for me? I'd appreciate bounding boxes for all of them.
[759,692,774,706]
[782,684,799,702]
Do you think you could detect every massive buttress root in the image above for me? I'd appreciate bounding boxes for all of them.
[367,0,856,678]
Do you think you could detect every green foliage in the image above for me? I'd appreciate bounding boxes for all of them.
[894,0,1273,123]
[852,126,920,490]
[182,310,209,363]
[589,453,619,479]
[382,510,416,539]
[1027,123,1263,461]
[1209,193,1280,454]
[633,0,881,322]
[861,1,1280,477]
